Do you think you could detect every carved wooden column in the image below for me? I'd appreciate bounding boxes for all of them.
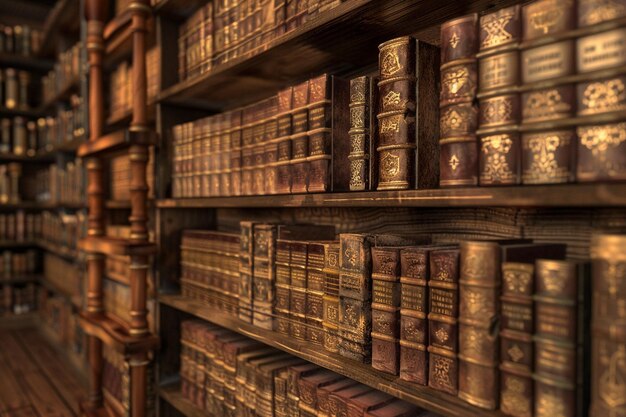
[85,0,108,410]
[129,353,149,417]
[129,256,149,335]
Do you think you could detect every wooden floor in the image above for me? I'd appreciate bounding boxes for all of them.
[0,327,87,417]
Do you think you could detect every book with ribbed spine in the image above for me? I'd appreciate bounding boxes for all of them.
[323,242,341,353]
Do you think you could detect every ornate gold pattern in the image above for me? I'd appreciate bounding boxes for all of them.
[381,49,401,77]
[380,152,400,180]
[443,67,470,95]
[402,320,424,341]
[350,107,365,128]
[380,116,401,133]
[598,344,626,410]
[501,377,531,417]
[344,244,358,267]
[524,133,569,183]
[350,81,366,102]
[583,0,626,25]
[435,327,449,343]
[482,97,513,124]
[537,391,566,417]
[464,289,490,316]
[582,79,626,114]
[481,134,515,183]
[461,327,482,356]
[524,89,569,121]
[481,10,515,48]
[508,344,525,362]
[542,265,566,293]
[350,160,365,189]
[432,356,453,388]
[382,91,403,109]
[350,134,365,153]
[441,108,469,136]
[579,123,626,175]
[449,154,460,171]
[503,269,531,293]
[528,1,565,34]
[450,33,460,49]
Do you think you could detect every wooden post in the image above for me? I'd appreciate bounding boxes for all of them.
[129,353,149,417]
[129,255,149,335]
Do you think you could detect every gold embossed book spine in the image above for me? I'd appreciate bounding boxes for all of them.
[275,239,292,336]
[590,233,626,417]
[576,0,626,182]
[306,74,332,193]
[323,242,341,353]
[533,259,590,417]
[348,76,371,191]
[239,221,257,323]
[290,240,309,341]
[519,0,577,184]
[439,14,480,187]
[275,87,293,195]
[253,224,278,330]
[230,109,243,196]
[477,5,522,186]
[291,80,310,193]
[306,241,328,345]
[376,37,416,190]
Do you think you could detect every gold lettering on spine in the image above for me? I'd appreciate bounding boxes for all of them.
[381,49,401,77]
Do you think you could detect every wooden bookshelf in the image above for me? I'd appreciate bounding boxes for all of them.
[77,129,155,157]
[37,0,80,58]
[40,76,80,112]
[0,52,53,71]
[78,312,159,354]
[159,385,211,417]
[78,236,156,257]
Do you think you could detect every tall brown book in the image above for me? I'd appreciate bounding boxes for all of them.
[533,259,590,417]
[316,378,357,417]
[590,233,626,417]
[230,109,243,196]
[275,239,292,335]
[239,221,257,323]
[287,363,321,417]
[439,14,479,187]
[348,76,372,191]
[323,242,341,353]
[289,240,309,341]
[275,87,293,195]
[306,241,328,345]
[290,81,310,193]
[328,384,374,417]
[306,74,332,193]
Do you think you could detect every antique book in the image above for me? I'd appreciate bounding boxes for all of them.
[371,247,402,375]
[346,390,396,417]
[439,14,479,187]
[275,87,293,195]
[290,80,310,193]
[306,241,329,345]
[275,368,290,417]
[328,384,373,417]
[306,74,332,193]
[590,233,626,416]
[239,221,257,323]
[253,223,279,329]
[288,364,323,417]
[348,76,372,191]
[275,239,292,335]
[323,242,341,353]
[428,248,460,395]
[290,240,309,341]
[316,378,357,417]
[363,400,423,417]
[241,104,256,196]
[298,370,343,415]
[533,259,590,417]
[230,109,243,196]
[477,5,522,186]
[257,357,307,417]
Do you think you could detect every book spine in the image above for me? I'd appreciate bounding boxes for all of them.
[239,221,255,323]
[264,98,279,194]
[253,224,277,329]
[306,242,326,346]
[371,247,401,375]
[275,239,292,336]
[520,0,577,185]
[439,14,479,187]
[459,241,500,410]
[348,76,371,191]
[323,242,340,353]
[376,37,416,191]
[590,233,626,416]
[276,87,293,194]
[221,112,232,196]
[476,5,521,186]
[290,240,309,341]
[231,110,243,196]
[500,262,534,417]
[241,105,255,196]
[428,249,460,395]
[291,81,310,193]
[533,259,589,417]
[339,234,373,363]
[307,74,333,193]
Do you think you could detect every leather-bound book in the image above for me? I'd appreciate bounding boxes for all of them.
[307,241,329,345]
[291,80,310,193]
[275,239,292,335]
[323,242,341,353]
[363,400,423,417]
[235,348,278,415]
[252,102,268,195]
[290,240,309,341]
[328,384,373,417]
[376,37,416,190]
[253,223,279,329]
[221,111,233,196]
[428,248,460,395]
[299,371,345,415]
[477,5,522,186]
[241,104,256,196]
[534,259,590,417]
[276,87,294,194]
[439,14,479,187]
[346,390,396,417]
[519,0,577,185]
[257,357,307,417]
[230,109,243,196]
[275,368,290,417]
[264,98,279,194]
[371,247,402,375]
[213,114,227,196]
[239,220,257,323]
[348,76,372,191]
[317,379,357,417]
[287,363,322,417]
[243,353,292,417]
[590,233,626,416]
[307,74,332,193]
[5,68,17,109]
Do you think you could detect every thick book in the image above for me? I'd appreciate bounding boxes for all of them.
[239,221,257,323]
[348,76,372,191]
[477,5,522,186]
[346,390,396,417]
[275,239,292,335]
[287,363,321,417]
[306,241,329,345]
[298,370,344,415]
[533,259,590,417]
[275,87,293,195]
[290,240,309,341]
[316,378,357,417]
[291,80,310,193]
[590,233,626,417]
[363,400,423,417]
[323,242,341,353]
[328,384,373,417]
[439,14,479,187]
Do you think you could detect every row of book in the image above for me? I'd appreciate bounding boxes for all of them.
[0,68,33,110]
[0,24,41,57]
[180,223,624,415]
[109,47,159,122]
[0,250,38,279]
[439,0,626,187]
[41,211,86,252]
[104,277,156,333]
[178,0,344,81]
[41,42,82,105]
[110,147,156,201]
[172,73,344,197]
[180,319,440,417]
[43,254,82,305]
[1,283,36,315]
[0,211,42,241]
[33,160,86,206]
[0,163,22,203]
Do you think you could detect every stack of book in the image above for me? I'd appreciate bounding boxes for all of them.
[0,24,41,56]
[1,282,36,315]
[43,254,82,302]
[33,161,86,205]
[0,163,23,203]
[180,319,440,417]
[41,42,82,104]
[41,211,86,251]
[0,116,35,156]
[102,344,129,416]
[35,96,87,151]
[109,147,155,201]
[0,68,33,110]
[0,211,42,241]
[0,250,38,279]
[172,73,348,197]
[439,0,626,187]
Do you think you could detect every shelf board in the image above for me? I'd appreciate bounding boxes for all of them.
[0,274,41,285]
[78,311,159,354]
[37,239,79,262]
[0,152,55,163]
[78,236,156,256]
[0,201,55,210]
[0,240,37,249]
[38,0,80,58]
[157,0,520,110]
[159,385,210,417]
[0,52,53,72]
[0,311,39,329]
[77,129,155,158]
[39,278,82,309]
[0,107,43,118]
[156,183,626,209]
[40,77,80,112]
[154,0,208,19]
[159,294,504,417]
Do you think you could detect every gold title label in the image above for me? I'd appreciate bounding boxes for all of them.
[522,41,573,83]
[480,51,519,89]
[580,0,626,26]
[580,78,626,115]
[578,28,626,73]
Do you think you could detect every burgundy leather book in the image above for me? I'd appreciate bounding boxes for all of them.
[275,87,293,195]
[290,80,310,194]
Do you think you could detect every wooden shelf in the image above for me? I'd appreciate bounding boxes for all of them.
[78,236,156,256]
[39,278,82,309]
[38,0,81,58]
[40,77,80,112]
[159,294,504,417]
[0,240,37,249]
[159,384,210,417]
[0,152,55,163]
[0,274,41,285]
[0,107,43,118]
[78,312,159,354]
[0,52,53,71]
[0,311,39,329]
[157,0,520,111]
[154,0,208,19]
[77,129,155,158]
[156,183,626,209]
[37,239,79,262]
